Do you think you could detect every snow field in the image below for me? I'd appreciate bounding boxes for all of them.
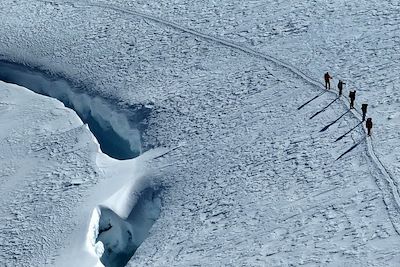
[92,0,400,209]
[1,0,400,266]
[131,58,400,266]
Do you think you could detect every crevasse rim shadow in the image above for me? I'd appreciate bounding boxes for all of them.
[0,60,151,125]
[0,59,153,159]
[309,96,340,119]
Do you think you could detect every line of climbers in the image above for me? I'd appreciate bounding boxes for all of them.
[324,72,373,136]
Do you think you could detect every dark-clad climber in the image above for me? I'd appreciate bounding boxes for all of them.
[361,104,368,121]
[337,80,346,96]
[349,90,356,109]
[366,118,373,136]
[324,72,332,90]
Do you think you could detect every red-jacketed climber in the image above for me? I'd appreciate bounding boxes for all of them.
[324,72,332,90]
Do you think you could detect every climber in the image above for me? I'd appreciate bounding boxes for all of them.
[324,72,332,90]
[337,80,345,96]
[366,118,373,136]
[361,104,368,121]
[349,90,356,109]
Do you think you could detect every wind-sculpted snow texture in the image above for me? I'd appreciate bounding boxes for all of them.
[1,0,400,266]
[88,0,400,197]
[0,82,99,266]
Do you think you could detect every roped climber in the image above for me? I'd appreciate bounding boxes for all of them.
[361,104,368,121]
[366,118,373,136]
[349,90,356,109]
[338,80,345,96]
[324,72,332,90]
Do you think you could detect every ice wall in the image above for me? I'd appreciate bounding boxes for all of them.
[0,61,146,160]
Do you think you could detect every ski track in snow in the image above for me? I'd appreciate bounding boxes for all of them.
[38,0,400,249]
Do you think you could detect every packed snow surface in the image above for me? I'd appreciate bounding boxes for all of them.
[1,0,400,266]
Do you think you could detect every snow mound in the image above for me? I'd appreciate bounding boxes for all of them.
[82,150,166,267]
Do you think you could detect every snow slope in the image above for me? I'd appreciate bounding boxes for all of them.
[100,0,400,199]
[1,0,397,183]
[0,81,99,266]
[1,0,400,266]
[129,57,400,266]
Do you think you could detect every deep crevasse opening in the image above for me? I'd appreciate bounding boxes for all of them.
[96,188,161,267]
[0,61,162,267]
[0,61,151,160]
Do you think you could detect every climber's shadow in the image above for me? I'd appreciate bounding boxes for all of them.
[320,110,350,132]
[335,121,363,142]
[297,91,327,110]
[336,136,367,161]
[309,97,339,119]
